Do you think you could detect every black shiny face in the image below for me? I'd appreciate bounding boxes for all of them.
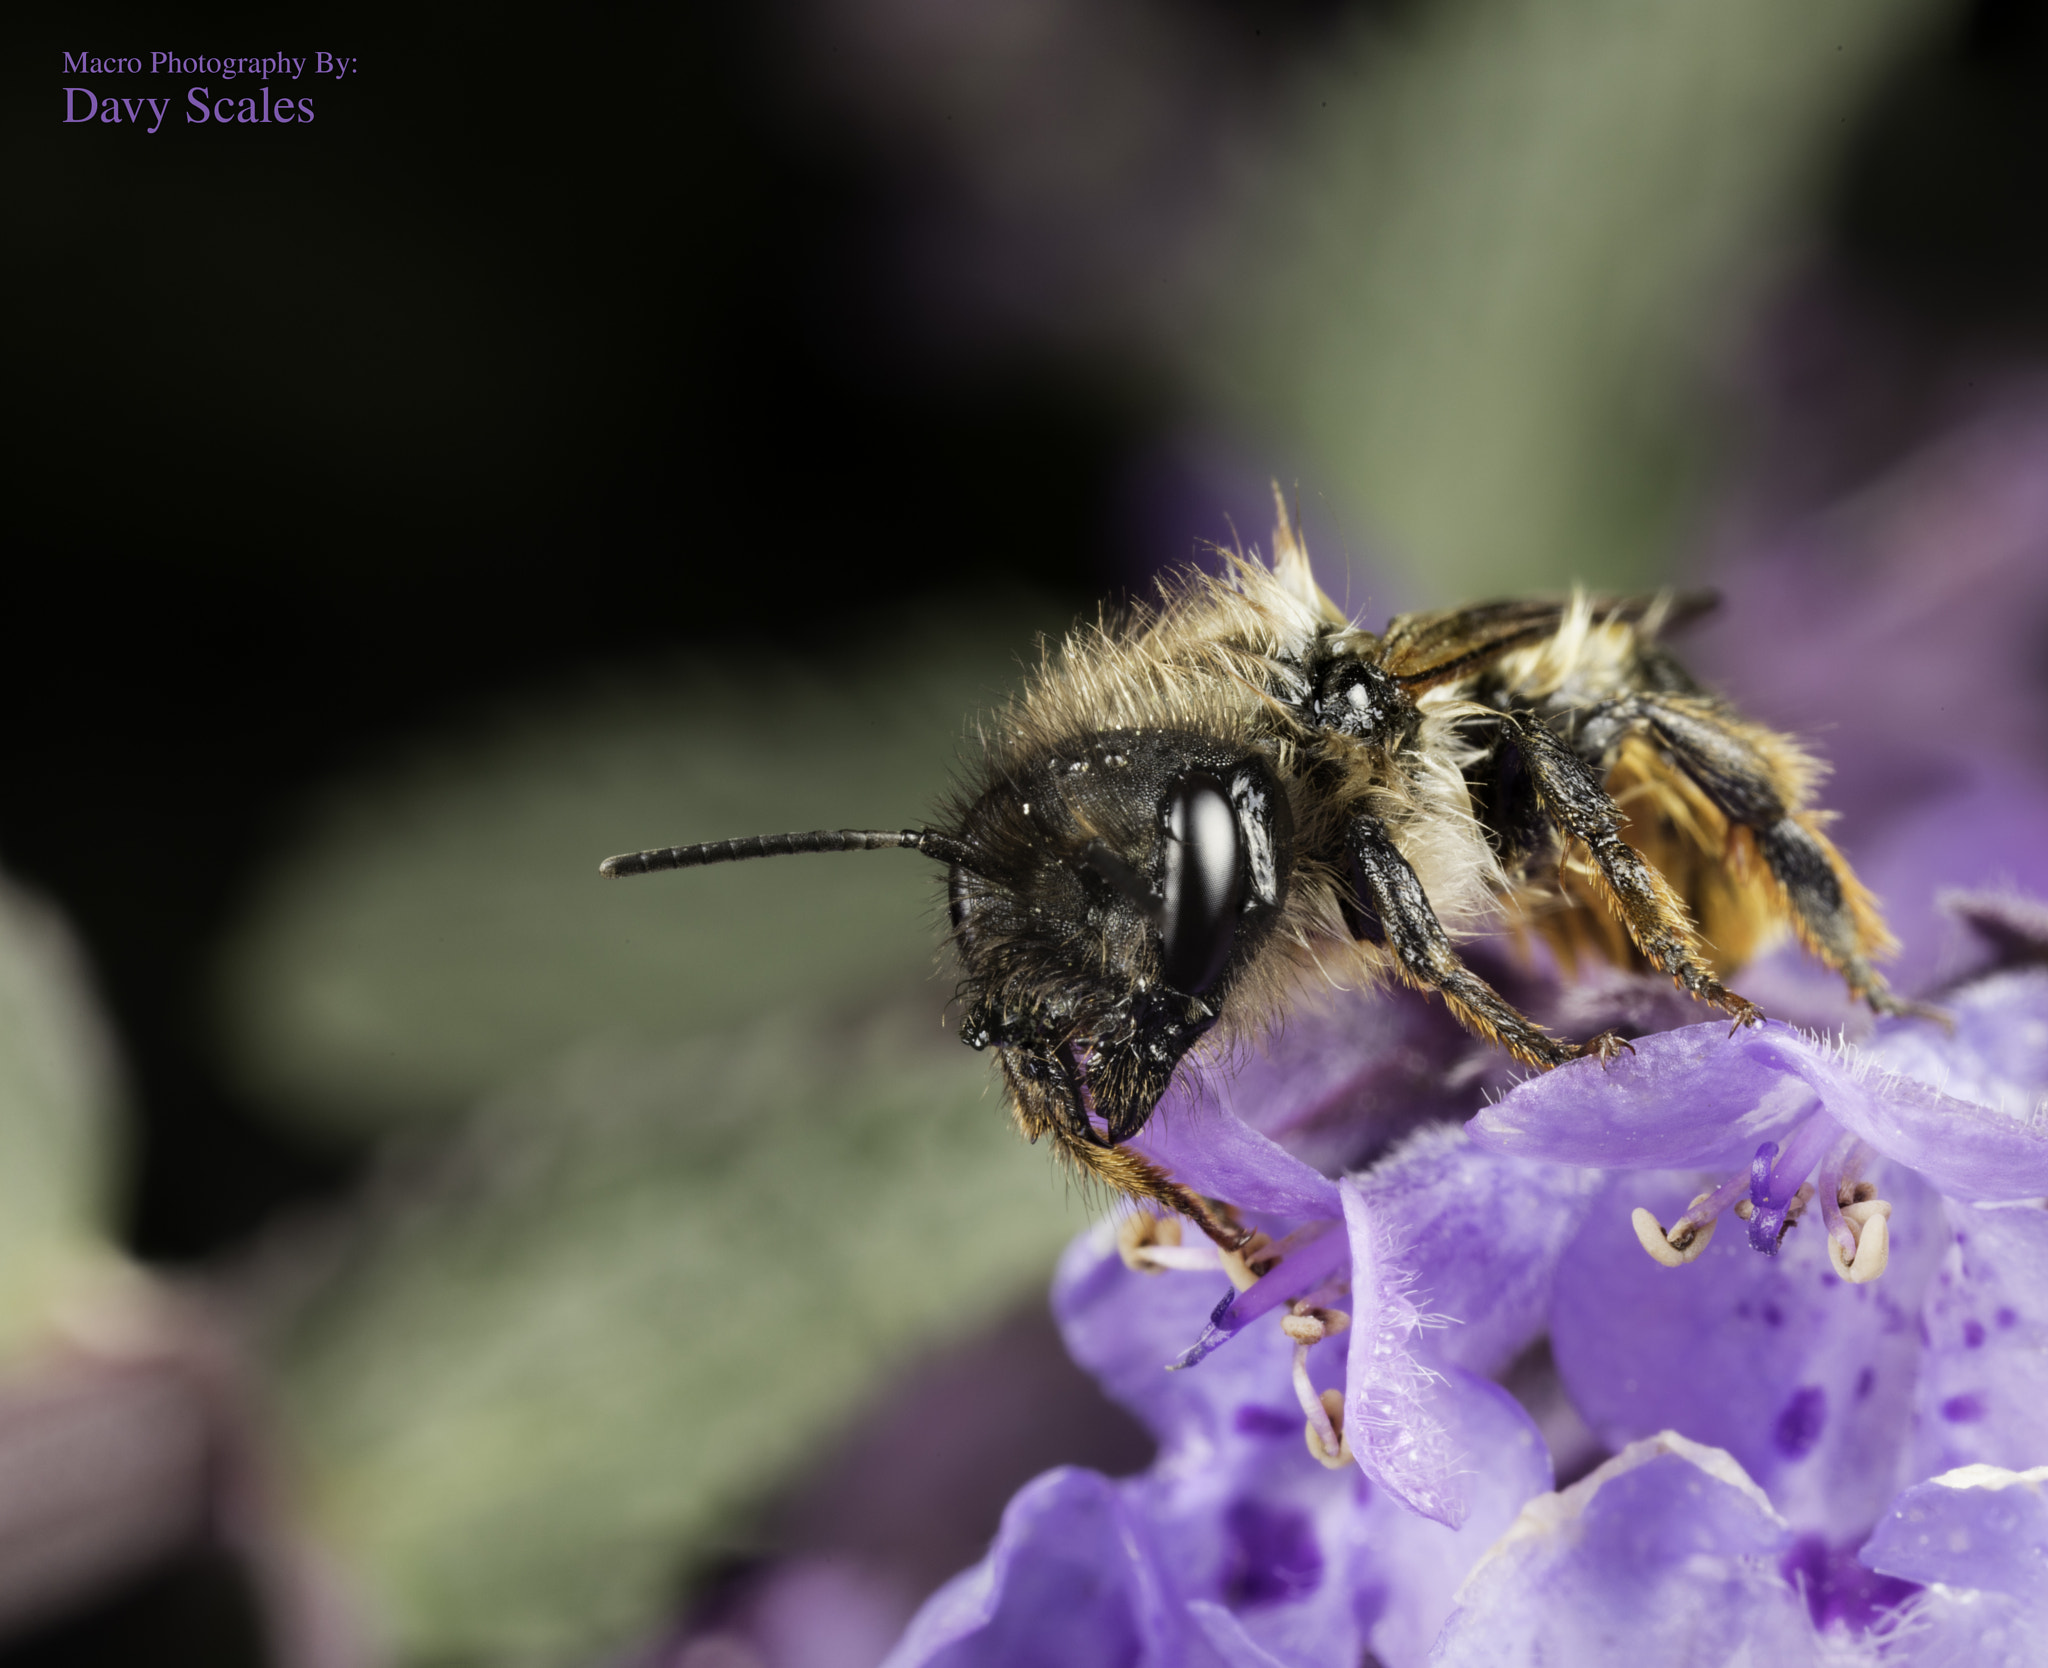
[947,728,1293,1147]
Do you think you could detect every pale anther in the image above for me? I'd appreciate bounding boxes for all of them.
[1827,1198,1893,1285]
[1631,1205,1717,1268]
[1280,1301,1351,1347]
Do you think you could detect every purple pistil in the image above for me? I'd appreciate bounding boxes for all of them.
[1743,1112,1838,1255]
[1170,1221,1349,1369]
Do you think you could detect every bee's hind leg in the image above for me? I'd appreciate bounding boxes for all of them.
[1345,813,1584,1070]
[1499,712,1764,1028]
[1573,695,1911,1017]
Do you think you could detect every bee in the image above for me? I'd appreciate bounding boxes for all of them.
[601,497,1905,1247]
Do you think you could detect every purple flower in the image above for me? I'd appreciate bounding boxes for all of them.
[1473,970,2048,1470]
[1428,1435,2048,1666]
[1125,1009,1600,1523]
[791,387,2048,1668]
[879,893,2048,1665]
[873,978,1622,1666]
[1861,1463,2048,1660]
[882,1210,1553,1668]
[1433,1432,1830,1665]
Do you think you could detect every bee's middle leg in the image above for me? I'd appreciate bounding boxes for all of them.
[1346,813,1579,1069]
[1500,712,1763,1027]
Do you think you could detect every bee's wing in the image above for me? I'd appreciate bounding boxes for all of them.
[1380,590,1717,690]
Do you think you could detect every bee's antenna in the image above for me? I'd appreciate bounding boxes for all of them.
[599,828,977,878]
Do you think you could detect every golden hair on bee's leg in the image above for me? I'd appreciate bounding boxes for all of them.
[1051,1125,1250,1251]
[1576,693,1932,1021]
[1000,1057,1250,1250]
[1759,812,1943,1021]
[1504,713,1763,1028]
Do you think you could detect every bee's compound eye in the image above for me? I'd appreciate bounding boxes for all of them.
[1159,772,1242,993]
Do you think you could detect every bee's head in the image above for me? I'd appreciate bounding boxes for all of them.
[596,724,1294,1150]
[946,728,1294,1144]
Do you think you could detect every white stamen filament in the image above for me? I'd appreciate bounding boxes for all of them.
[1295,1351,1350,1468]
[1118,1210,1227,1275]
[1132,1245,1226,1273]
[1117,1209,1181,1274]
[1218,1231,1280,1293]
[1287,1300,1352,1468]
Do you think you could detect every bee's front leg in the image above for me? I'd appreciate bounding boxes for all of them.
[1345,813,1579,1070]
[997,1045,1247,1249]
[1058,1132,1252,1252]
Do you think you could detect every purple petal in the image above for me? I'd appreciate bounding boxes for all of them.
[1850,769,2048,995]
[1052,1222,1287,1450]
[1183,1603,1291,1668]
[879,1468,1188,1668]
[1907,1200,2048,1484]
[1862,1464,2048,1604]
[1943,890,2048,969]
[1472,1018,2048,1203]
[1351,1371,1553,1668]
[1057,1213,1491,1664]
[1866,969,2048,1126]
[1466,1022,1824,1171]
[1777,1535,1921,1638]
[1357,1125,1607,1378]
[1340,1182,1464,1527]
[1132,1100,1342,1223]
[1139,1365,1547,1668]
[1815,1055,2048,1207]
[1432,1434,1823,1667]
[1180,983,1487,1171]
[1116,1304,1372,1667]
[1876,1588,2043,1666]
[1550,1160,1946,1542]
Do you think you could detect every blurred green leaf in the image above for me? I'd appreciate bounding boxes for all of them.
[217,605,1062,1132]
[0,876,122,1359]
[258,1005,1083,1666]
[1203,0,1949,600]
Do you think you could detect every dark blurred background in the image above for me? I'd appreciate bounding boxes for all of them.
[6,0,2047,1662]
